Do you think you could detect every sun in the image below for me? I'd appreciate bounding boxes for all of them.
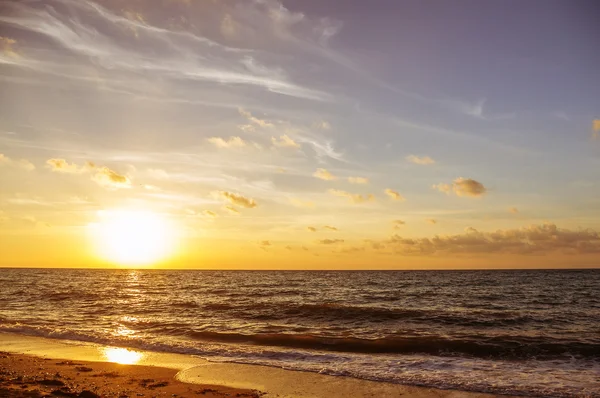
[89,210,177,266]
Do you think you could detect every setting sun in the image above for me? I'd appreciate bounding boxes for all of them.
[89,210,177,266]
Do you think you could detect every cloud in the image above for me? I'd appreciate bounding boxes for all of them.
[91,167,131,189]
[258,240,271,247]
[313,168,337,180]
[1,0,329,101]
[221,14,239,38]
[433,178,487,198]
[426,219,437,225]
[47,158,130,189]
[218,191,258,208]
[202,210,218,218]
[315,121,331,130]
[46,158,86,173]
[509,207,519,214]
[307,226,317,232]
[324,225,338,231]
[271,135,300,148]
[239,108,274,128]
[406,155,435,165]
[289,198,315,208]
[329,189,375,204]
[384,189,405,201]
[593,119,600,139]
[0,154,35,170]
[348,176,369,184]
[208,136,247,148]
[224,206,240,215]
[392,220,405,230]
[318,239,344,245]
[0,36,18,58]
[432,183,452,194]
[379,223,600,256]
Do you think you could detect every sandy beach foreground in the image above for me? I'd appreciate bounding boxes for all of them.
[0,332,510,398]
[0,351,258,398]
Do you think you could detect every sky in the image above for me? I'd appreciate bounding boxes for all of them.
[0,0,599,269]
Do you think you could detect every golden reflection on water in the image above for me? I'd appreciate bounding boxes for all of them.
[102,347,143,365]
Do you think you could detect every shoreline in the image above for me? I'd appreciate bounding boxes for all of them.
[0,332,512,398]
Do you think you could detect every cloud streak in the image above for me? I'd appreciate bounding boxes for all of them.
[379,224,600,255]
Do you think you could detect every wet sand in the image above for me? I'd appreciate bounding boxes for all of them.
[0,332,511,398]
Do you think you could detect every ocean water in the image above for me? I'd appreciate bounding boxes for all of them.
[0,269,598,397]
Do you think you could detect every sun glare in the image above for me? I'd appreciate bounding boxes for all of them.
[90,210,177,266]
[102,347,143,365]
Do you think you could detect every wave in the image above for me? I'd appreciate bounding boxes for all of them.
[243,303,538,327]
[186,330,600,360]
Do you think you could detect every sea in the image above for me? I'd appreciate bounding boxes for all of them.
[0,269,598,397]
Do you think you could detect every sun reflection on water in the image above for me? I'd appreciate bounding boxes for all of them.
[102,347,143,365]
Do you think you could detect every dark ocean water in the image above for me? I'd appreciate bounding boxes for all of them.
[0,269,599,397]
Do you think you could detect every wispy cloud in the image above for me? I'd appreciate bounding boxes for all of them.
[289,198,315,208]
[202,210,218,218]
[46,158,86,173]
[392,220,405,230]
[384,189,405,201]
[313,168,337,180]
[208,136,247,148]
[329,189,375,204]
[348,176,368,184]
[0,154,35,171]
[224,205,240,215]
[318,239,344,245]
[91,167,131,189]
[46,158,129,189]
[0,0,330,101]
[0,37,18,58]
[593,119,600,139]
[406,155,435,165]
[239,108,274,128]
[272,135,300,148]
[217,191,258,208]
